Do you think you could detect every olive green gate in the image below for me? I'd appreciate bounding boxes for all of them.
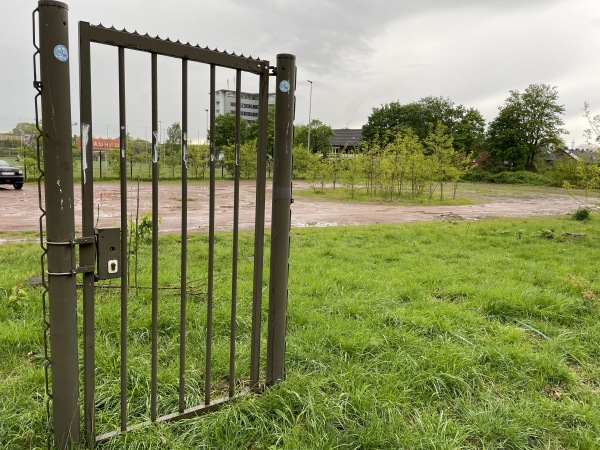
[34,1,295,448]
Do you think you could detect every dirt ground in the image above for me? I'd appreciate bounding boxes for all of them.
[0,180,591,236]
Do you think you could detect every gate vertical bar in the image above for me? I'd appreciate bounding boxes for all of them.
[150,52,159,422]
[179,58,188,413]
[250,69,269,390]
[118,45,129,432]
[229,69,242,398]
[267,54,296,386]
[37,1,80,446]
[78,20,96,446]
[206,64,216,406]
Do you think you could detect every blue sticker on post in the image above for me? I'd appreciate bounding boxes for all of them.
[279,80,290,93]
[53,44,69,62]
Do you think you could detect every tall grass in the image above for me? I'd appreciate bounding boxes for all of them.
[0,216,599,448]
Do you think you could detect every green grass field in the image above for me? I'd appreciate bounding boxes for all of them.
[1,216,599,449]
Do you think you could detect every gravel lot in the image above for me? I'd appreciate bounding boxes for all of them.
[0,180,589,236]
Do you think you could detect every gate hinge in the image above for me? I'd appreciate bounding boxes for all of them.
[269,66,277,76]
[75,236,96,274]
[46,236,96,275]
[74,236,95,246]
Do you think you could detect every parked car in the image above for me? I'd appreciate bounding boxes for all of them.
[0,160,24,190]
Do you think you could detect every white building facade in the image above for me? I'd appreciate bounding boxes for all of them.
[214,89,276,124]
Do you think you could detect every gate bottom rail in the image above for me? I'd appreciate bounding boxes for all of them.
[95,389,250,444]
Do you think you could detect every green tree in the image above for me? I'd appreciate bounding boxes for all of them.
[307,153,334,190]
[339,156,363,199]
[239,140,258,178]
[246,104,275,153]
[362,101,422,143]
[487,84,566,170]
[486,103,529,170]
[9,122,41,180]
[11,122,38,136]
[292,145,310,179]
[423,122,458,199]
[164,122,182,178]
[187,143,208,179]
[583,102,600,145]
[454,108,485,155]
[362,96,485,155]
[294,119,335,155]
[212,114,248,149]
[384,130,420,197]
[222,139,260,179]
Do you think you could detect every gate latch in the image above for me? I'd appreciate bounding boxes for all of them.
[96,227,121,280]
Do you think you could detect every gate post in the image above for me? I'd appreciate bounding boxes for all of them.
[37,1,80,447]
[267,54,296,386]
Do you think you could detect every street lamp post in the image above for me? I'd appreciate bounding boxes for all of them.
[307,80,313,152]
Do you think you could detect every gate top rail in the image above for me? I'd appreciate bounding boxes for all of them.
[83,22,270,75]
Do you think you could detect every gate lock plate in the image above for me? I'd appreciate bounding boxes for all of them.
[96,227,121,280]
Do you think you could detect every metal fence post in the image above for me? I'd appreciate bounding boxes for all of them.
[38,1,80,447]
[267,54,296,386]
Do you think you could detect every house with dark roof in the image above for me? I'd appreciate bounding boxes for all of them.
[329,129,362,154]
[553,148,598,163]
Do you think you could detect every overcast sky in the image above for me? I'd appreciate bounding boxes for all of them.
[1,0,599,146]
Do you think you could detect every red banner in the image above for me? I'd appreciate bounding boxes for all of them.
[77,137,120,150]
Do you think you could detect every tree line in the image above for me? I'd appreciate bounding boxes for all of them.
[5,84,599,191]
[361,84,569,172]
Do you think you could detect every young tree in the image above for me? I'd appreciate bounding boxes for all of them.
[583,102,600,145]
[187,143,208,179]
[221,144,236,177]
[292,145,310,179]
[424,122,456,199]
[221,139,260,179]
[164,122,182,178]
[487,84,566,170]
[239,140,258,178]
[339,156,362,199]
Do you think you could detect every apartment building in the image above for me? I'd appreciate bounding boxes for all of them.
[214,89,276,124]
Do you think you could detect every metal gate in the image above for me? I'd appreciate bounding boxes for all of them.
[34,1,295,448]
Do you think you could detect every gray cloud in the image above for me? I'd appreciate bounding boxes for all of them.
[0,0,598,147]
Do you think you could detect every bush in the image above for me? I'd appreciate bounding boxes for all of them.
[459,169,490,182]
[492,171,552,185]
[460,170,552,185]
[572,207,591,221]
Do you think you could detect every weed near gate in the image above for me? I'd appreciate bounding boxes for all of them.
[0,216,599,448]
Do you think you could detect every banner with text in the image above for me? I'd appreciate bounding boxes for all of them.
[77,137,120,151]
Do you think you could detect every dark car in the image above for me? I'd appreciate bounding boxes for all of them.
[0,160,24,190]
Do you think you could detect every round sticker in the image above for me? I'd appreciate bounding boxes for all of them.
[53,44,69,62]
[279,80,290,93]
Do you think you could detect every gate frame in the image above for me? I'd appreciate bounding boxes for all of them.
[36,1,295,447]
